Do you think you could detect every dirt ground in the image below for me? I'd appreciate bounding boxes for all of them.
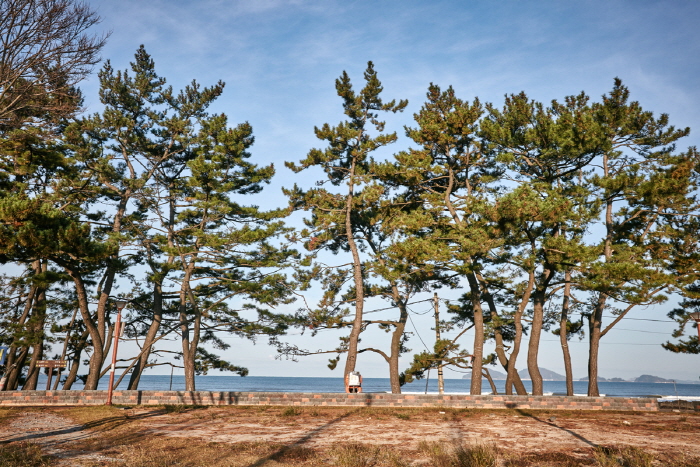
[1,405,699,465]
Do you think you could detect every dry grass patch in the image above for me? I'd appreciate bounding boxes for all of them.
[0,441,54,467]
[503,451,595,466]
[594,445,654,467]
[419,441,499,467]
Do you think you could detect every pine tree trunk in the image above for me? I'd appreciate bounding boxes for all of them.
[4,347,29,390]
[588,155,613,398]
[62,329,89,390]
[481,287,528,395]
[128,283,164,390]
[588,294,605,396]
[467,273,484,395]
[21,344,42,390]
[527,291,545,395]
[389,323,406,395]
[343,158,364,378]
[482,368,498,395]
[180,269,200,392]
[66,269,104,390]
[22,261,47,391]
[560,271,574,396]
[506,307,524,395]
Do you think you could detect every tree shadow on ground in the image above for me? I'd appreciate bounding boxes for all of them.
[0,409,163,447]
[516,409,597,447]
[244,409,357,467]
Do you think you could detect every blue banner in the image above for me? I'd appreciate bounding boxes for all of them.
[0,346,8,365]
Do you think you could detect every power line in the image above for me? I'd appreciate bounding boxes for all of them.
[407,305,431,352]
[439,298,677,323]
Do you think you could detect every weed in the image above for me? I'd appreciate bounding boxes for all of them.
[395,412,410,420]
[419,441,498,467]
[419,441,451,467]
[162,404,186,414]
[663,453,700,467]
[594,445,654,467]
[281,406,302,417]
[122,446,181,467]
[332,442,381,467]
[270,445,319,462]
[504,451,593,466]
[384,450,413,467]
[0,442,53,467]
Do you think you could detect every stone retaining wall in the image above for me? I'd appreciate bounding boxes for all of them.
[0,390,659,411]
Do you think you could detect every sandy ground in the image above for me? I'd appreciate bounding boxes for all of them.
[0,410,116,465]
[1,406,699,464]
[140,408,700,456]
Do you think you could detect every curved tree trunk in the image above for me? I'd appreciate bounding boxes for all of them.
[65,268,104,390]
[62,329,89,390]
[505,307,524,395]
[343,158,364,378]
[128,283,164,390]
[527,291,545,395]
[479,278,528,395]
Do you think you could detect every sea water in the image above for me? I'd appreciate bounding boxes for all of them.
[48,375,700,398]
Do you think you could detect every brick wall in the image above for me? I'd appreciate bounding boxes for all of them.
[0,390,659,411]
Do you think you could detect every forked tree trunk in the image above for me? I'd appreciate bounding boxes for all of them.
[128,282,164,390]
[480,289,528,395]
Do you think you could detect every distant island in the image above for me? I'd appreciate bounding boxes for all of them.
[461,368,699,384]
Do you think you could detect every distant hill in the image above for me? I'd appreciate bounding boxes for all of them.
[518,368,566,381]
[483,369,507,380]
[462,369,507,380]
[462,368,565,380]
[463,371,700,384]
[635,374,671,383]
[579,376,609,382]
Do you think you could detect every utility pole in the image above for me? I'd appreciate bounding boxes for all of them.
[106,299,128,406]
[434,293,444,394]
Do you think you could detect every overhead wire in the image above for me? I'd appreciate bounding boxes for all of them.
[406,304,432,352]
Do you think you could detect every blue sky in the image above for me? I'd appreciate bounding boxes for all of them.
[82,0,700,382]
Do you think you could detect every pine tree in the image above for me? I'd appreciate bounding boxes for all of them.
[578,79,697,396]
[285,62,407,381]
[479,91,604,395]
